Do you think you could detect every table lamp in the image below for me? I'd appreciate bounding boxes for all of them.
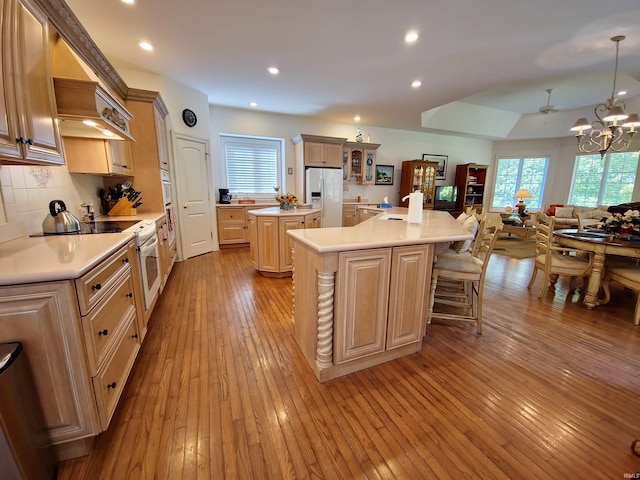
[514,189,532,217]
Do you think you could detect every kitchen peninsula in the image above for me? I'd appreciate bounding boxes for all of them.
[288,208,472,382]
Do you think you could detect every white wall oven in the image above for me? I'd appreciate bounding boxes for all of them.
[125,220,161,311]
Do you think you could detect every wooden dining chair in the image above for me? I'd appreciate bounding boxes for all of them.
[427,216,503,334]
[601,264,640,325]
[527,212,594,297]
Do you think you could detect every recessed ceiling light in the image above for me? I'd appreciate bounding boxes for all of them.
[354,115,361,122]
[411,80,422,88]
[618,90,627,96]
[405,31,419,44]
[103,129,114,136]
[82,120,98,127]
[267,66,280,75]
[121,0,135,4]
[138,41,153,51]
[249,102,258,108]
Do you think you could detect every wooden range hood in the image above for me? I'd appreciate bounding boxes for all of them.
[54,77,135,141]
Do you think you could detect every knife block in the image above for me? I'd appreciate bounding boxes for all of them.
[108,198,136,216]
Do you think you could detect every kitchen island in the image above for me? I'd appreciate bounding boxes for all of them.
[247,206,322,277]
[288,208,472,382]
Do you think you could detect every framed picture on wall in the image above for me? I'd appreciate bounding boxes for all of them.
[422,154,448,180]
[375,165,394,185]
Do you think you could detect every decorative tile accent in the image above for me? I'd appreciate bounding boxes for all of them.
[30,166,52,187]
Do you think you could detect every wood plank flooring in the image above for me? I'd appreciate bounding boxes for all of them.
[58,247,640,479]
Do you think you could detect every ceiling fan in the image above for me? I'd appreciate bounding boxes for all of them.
[539,88,559,115]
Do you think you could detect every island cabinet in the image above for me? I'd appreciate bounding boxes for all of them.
[0,239,143,460]
[0,0,64,165]
[291,240,432,382]
[248,208,321,276]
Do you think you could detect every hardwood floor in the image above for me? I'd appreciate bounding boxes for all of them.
[58,247,640,479]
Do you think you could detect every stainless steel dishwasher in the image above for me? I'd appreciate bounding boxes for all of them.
[0,342,56,479]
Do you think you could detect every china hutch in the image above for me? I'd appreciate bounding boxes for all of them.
[398,160,439,209]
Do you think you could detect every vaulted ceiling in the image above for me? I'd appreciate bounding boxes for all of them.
[65,0,640,140]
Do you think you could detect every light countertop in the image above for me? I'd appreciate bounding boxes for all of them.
[0,232,135,286]
[288,208,470,253]
[0,212,167,286]
[247,207,322,216]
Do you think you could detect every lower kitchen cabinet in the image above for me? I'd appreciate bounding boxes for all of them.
[156,214,175,292]
[248,209,321,276]
[334,245,430,366]
[217,204,278,246]
[0,239,143,460]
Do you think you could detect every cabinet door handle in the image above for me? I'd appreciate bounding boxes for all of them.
[107,382,117,389]
[132,333,139,339]
[126,292,133,298]
[92,283,102,291]
[26,138,34,145]
[98,329,108,336]
[123,258,129,263]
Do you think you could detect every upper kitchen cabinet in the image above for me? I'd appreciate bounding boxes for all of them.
[292,134,346,168]
[0,0,64,165]
[343,141,380,185]
[123,89,170,213]
[63,137,133,176]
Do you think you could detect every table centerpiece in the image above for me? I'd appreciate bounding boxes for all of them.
[602,209,640,239]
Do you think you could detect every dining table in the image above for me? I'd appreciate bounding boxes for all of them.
[554,228,640,309]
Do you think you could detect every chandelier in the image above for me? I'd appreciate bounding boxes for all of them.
[571,35,640,157]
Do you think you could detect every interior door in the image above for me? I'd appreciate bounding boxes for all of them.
[174,135,215,259]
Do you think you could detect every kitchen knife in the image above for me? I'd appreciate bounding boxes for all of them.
[132,201,143,209]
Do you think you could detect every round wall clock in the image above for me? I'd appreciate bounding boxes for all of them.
[182,108,197,127]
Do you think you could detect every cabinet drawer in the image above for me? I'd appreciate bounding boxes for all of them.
[83,271,137,375]
[76,243,133,315]
[92,315,140,431]
[217,207,245,222]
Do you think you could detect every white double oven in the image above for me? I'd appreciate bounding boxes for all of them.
[124,220,161,311]
[161,169,175,245]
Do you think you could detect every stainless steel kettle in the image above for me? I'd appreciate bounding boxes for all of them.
[42,200,81,234]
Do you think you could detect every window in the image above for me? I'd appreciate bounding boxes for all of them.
[569,151,639,207]
[491,157,548,210]
[220,134,284,197]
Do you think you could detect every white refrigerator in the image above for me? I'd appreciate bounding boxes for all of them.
[305,167,343,227]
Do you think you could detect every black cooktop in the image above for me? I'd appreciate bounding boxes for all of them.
[30,220,140,237]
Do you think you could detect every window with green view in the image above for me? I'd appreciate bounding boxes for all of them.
[569,151,639,207]
[491,157,548,210]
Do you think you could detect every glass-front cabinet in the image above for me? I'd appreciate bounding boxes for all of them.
[398,160,439,208]
[343,142,381,185]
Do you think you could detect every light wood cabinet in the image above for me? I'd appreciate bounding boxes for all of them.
[399,160,439,209]
[0,0,63,165]
[63,136,133,176]
[292,134,345,168]
[0,239,143,459]
[342,204,357,227]
[248,210,320,276]
[356,206,383,224]
[334,245,430,366]
[75,240,140,434]
[0,281,99,450]
[121,89,170,213]
[217,204,278,246]
[455,163,489,214]
[343,142,380,185]
[156,215,174,292]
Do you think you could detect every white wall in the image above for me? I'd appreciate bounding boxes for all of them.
[209,105,494,205]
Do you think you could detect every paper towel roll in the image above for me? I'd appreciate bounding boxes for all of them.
[402,191,423,224]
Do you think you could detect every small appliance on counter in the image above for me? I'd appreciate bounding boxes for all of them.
[219,188,231,204]
[42,200,81,234]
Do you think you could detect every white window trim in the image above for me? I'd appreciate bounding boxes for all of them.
[219,133,285,199]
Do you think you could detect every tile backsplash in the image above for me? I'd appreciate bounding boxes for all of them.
[0,164,102,243]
